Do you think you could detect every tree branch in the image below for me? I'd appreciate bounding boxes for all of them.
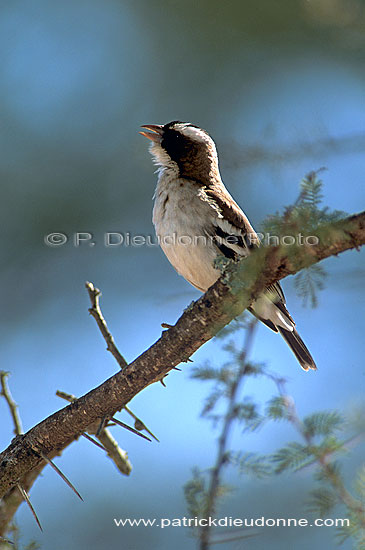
[0,211,364,497]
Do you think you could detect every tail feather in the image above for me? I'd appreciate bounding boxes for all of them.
[278,327,317,371]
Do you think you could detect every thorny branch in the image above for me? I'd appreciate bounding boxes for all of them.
[0,211,364,501]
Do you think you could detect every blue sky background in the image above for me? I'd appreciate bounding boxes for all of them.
[0,1,364,549]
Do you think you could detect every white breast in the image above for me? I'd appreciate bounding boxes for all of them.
[152,171,220,292]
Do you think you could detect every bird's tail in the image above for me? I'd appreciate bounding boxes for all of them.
[278,327,317,371]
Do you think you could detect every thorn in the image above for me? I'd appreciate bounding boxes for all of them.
[81,432,107,451]
[96,416,107,436]
[133,420,160,443]
[134,419,144,431]
[17,484,43,531]
[171,366,182,371]
[111,417,152,442]
[160,378,167,387]
[124,406,159,442]
[161,322,174,329]
[39,452,83,501]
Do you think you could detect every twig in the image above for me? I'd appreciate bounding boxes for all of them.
[0,372,23,436]
[85,282,128,368]
[200,320,257,550]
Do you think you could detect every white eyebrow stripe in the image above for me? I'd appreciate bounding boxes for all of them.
[179,125,211,143]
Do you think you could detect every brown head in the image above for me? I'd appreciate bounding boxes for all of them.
[140,121,220,186]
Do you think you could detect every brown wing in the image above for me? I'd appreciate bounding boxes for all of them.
[205,185,294,329]
[205,185,260,248]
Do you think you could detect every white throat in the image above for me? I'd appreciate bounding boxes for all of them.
[149,142,179,176]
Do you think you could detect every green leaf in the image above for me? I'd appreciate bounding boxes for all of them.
[335,508,365,548]
[272,442,311,473]
[265,396,289,420]
[201,388,222,416]
[184,469,207,518]
[294,264,327,308]
[307,487,338,516]
[237,452,271,478]
[303,411,343,438]
[354,465,365,500]
[190,364,223,381]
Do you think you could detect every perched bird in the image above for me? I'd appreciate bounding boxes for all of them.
[140,121,316,371]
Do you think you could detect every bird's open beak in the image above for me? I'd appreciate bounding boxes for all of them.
[139,124,163,143]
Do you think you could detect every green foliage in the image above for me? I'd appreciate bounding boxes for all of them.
[307,487,338,516]
[298,171,347,225]
[272,441,312,473]
[316,435,346,459]
[336,508,365,550]
[265,396,291,420]
[299,170,324,210]
[271,403,365,547]
[354,465,365,501]
[271,409,348,474]
[184,468,207,519]
[262,170,347,307]
[191,363,229,383]
[335,466,365,548]
[263,170,347,236]
[235,399,265,431]
[303,411,343,438]
[231,452,271,479]
[293,263,326,307]
[183,468,232,520]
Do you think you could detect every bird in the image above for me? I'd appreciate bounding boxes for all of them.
[140,121,317,371]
